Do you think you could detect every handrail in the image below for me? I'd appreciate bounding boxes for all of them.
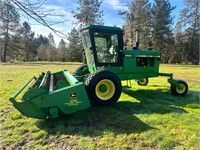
[9,76,35,104]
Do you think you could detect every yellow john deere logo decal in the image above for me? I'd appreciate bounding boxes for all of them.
[70,92,77,98]
[65,92,81,106]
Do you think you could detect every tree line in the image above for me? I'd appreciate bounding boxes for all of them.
[120,0,199,64]
[0,0,199,64]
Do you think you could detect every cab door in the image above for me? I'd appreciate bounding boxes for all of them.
[90,28,123,67]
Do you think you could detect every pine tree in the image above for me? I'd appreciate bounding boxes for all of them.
[0,1,20,62]
[36,35,49,46]
[48,33,56,48]
[72,0,103,26]
[119,0,151,49]
[151,0,176,63]
[176,0,199,64]
[67,28,82,62]
[37,44,48,61]
[18,21,35,61]
[47,33,56,61]
[58,39,68,62]
[34,35,49,61]
[171,22,182,63]
[34,34,49,50]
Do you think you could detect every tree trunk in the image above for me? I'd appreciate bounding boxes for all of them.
[26,43,29,61]
[2,27,9,62]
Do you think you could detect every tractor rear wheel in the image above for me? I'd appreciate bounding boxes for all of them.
[170,80,188,96]
[137,78,148,86]
[85,69,122,106]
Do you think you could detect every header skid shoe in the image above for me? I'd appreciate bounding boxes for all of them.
[9,70,90,119]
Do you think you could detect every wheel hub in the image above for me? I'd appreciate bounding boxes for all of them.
[99,84,107,93]
[176,84,186,94]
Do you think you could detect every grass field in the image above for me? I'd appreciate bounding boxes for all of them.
[0,62,199,149]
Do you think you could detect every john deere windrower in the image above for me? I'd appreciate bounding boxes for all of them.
[10,25,188,119]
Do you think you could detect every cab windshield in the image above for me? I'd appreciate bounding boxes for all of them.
[94,32,119,63]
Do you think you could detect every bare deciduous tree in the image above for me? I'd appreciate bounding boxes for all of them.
[0,0,67,37]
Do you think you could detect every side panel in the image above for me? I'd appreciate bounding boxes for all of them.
[123,50,160,74]
[123,57,160,74]
[89,50,160,80]
[10,70,91,119]
[32,83,91,116]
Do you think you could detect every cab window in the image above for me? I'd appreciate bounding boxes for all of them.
[94,32,118,63]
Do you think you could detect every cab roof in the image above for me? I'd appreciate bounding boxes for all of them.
[80,24,122,32]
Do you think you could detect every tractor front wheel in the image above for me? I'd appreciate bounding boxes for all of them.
[170,80,188,96]
[85,69,122,106]
[137,78,149,86]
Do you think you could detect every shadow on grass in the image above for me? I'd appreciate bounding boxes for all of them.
[36,106,154,136]
[120,87,199,114]
[36,88,199,137]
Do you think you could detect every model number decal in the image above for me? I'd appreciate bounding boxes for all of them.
[65,99,82,106]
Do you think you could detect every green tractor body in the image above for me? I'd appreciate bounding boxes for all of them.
[81,25,160,80]
[10,25,188,119]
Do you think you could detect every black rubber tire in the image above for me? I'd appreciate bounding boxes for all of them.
[170,80,188,96]
[85,69,122,106]
[74,64,89,76]
[137,78,149,86]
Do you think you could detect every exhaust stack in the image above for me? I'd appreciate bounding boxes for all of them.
[135,30,140,50]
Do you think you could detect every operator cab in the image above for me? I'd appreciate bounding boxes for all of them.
[80,25,124,68]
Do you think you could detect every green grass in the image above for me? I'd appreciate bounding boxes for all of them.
[0,62,199,149]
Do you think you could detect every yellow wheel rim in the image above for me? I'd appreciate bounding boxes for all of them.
[176,84,186,94]
[95,79,115,100]
[139,79,147,84]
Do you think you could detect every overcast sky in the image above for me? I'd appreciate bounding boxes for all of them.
[26,0,185,45]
